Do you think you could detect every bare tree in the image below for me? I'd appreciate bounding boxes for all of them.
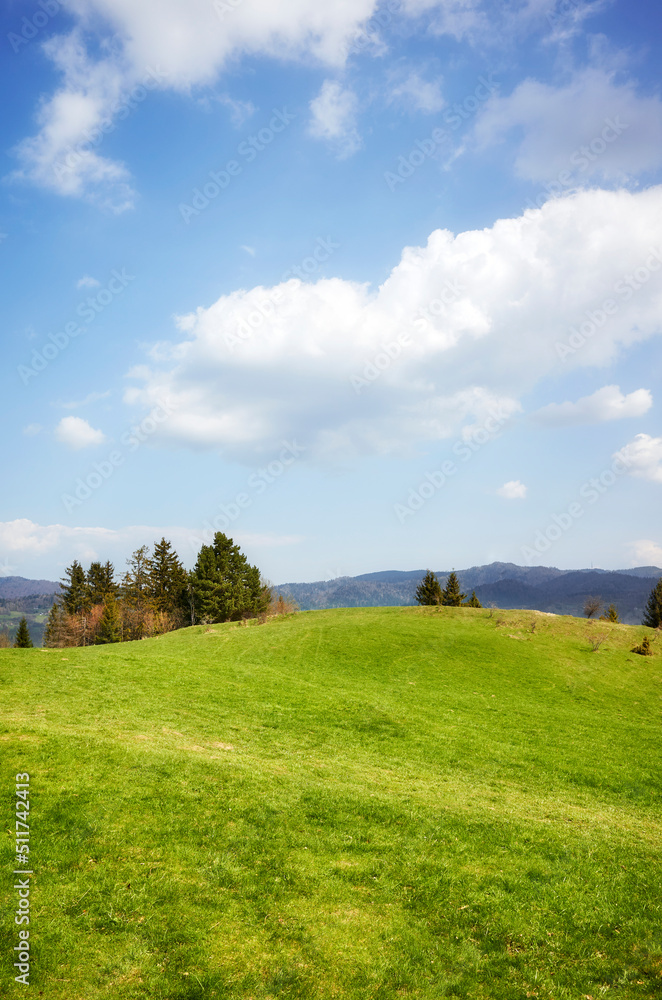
[584,596,603,619]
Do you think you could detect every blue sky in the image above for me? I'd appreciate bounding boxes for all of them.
[2,0,662,584]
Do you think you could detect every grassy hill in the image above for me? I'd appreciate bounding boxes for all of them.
[1,607,661,999]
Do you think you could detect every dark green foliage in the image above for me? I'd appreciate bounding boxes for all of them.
[632,634,653,656]
[464,590,482,608]
[60,560,90,615]
[95,594,122,644]
[13,617,33,648]
[148,537,187,614]
[43,601,68,648]
[86,561,117,604]
[441,570,467,607]
[189,532,269,623]
[642,578,662,628]
[601,604,620,623]
[415,570,442,606]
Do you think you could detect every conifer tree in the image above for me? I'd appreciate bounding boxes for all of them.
[13,618,33,648]
[96,594,122,644]
[600,604,620,623]
[60,560,90,615]
[43,602,69,648]
[122,546,152,607]
[189,533,268,623]
[441,570,467,607]
[642,579,662,629]
[464,590,482,608]
[86,561,117,605]
[148,538,187,615]
[415,570,443,606]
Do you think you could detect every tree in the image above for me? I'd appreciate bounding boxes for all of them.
[96,594,122,644]
[415,570,443,606]
[86,561,117,605]
[642,578,662,629]
[43,602,69,648]
[584,596,603,619]
[464,590,482,608]
[13,618,33,648]
[148,538,187,616]
[441,571,467,607]
[189,533,269,623]
[60,560,90,615]
[121,546,154,640]
[600,604,620,623]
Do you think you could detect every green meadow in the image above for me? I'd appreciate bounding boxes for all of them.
[1,606,661,999]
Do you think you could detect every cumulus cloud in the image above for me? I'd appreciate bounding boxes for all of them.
[618,434,662,484]
[474,67,662,183]
[309,80,361,157]
[497,480,527,499]
[55,416,105,449]
[388,71,445,114]
[534,385,653,426]
[10,0,379,204]
[629,539,662,567]
[123,186,662,462]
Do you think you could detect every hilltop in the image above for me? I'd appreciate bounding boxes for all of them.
[1,606,660,998]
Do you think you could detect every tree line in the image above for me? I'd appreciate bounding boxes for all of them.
[38,533,276,648]
[415,570,482,608]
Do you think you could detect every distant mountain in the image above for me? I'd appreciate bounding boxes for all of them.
[0,576,60,599]
[277,563,662,626]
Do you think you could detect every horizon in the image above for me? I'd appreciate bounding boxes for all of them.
[3,0,662,586]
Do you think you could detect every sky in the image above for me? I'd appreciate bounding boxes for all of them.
[2,0,662,585]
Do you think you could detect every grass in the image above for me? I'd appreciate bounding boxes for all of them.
[1,605,661,998]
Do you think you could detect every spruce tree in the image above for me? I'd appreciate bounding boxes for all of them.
[441,571,467,607]
[642,579,662,629]
[60,560,90,615]
[415,570,443,606]
[96,594,122,644]
[148,538,187,615]
[13,618,33,648]
[43,601,69,648]
[86,561,117,605]
[600,604,620,623]
[464,590,482,608]
[189,533,268,623]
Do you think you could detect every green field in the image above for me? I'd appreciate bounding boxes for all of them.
[1,606,661,998]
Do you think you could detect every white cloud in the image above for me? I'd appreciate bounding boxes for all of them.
[389,71,445,114]
[123,186,662,462]
[474,66,662,183]
[308,80,361,158]
[241,245,256,257]
[76,275,101,289]
[534,385,652,426]
[629,539,662,567]
[23,424,42,437]
[497,480,527,499]
[54,416,105,449]
[401,0,487,41]
[11,0,379,204]
[618,434,662,484]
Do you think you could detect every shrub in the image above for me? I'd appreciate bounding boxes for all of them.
[632,634,654,656]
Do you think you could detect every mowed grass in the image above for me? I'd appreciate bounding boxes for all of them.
[1,606,661,999]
